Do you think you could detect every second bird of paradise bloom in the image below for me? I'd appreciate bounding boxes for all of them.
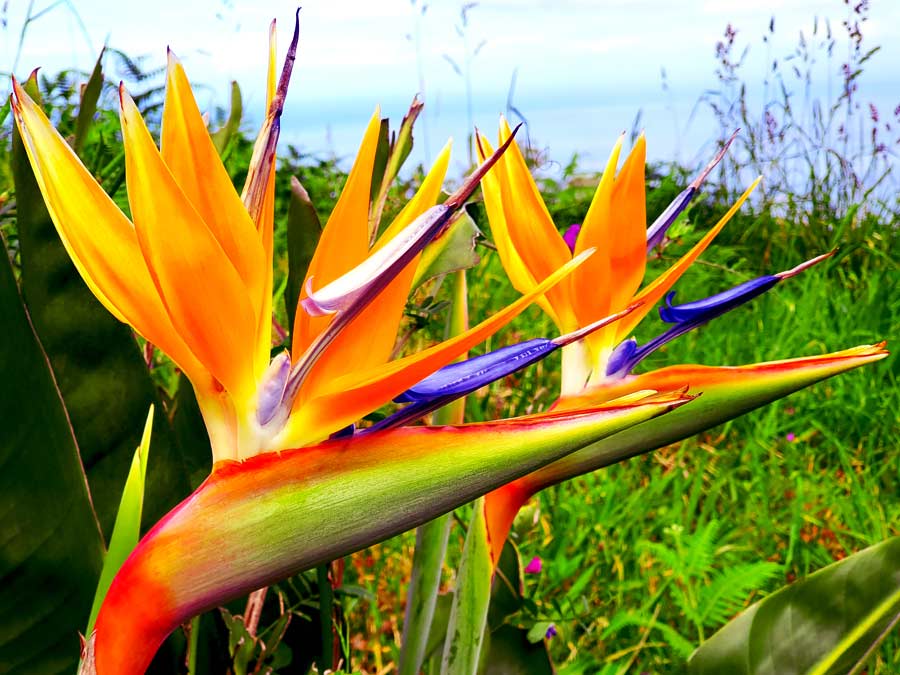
[387,120,886,583]
[8,15,717,674]
[379,122,884,668]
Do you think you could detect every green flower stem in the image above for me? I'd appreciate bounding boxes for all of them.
[440,498,492,675]
[400,271,469,675]
[317,563,334,671]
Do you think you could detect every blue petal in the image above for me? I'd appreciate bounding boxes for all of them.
[659,275,779,324]
[396,339,556,402]
[329,424,356,439]
[646,132,737,253]
[646,187,695,252]
[605,338,638,377]
[607,273,781,377]
[368,338,559,433]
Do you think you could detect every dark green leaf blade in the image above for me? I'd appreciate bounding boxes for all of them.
[211,81,243,157]
[73,47,105,155]
[11,86,191,538]
[285,176,323,331]
[171,375,213,490]
[411,209,482,289]
[484,625,554,675]
[688,537,900,675]
[0,232,105,673]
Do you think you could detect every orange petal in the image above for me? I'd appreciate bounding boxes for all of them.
[297,141,453,400]
[495,118,576,329]
[120,87,258,402]
[613,177,761,344]
[607,134,647,306]
[280,250,595,447]
[571,135,621,358]
[573,135,649,359]
[10,80,207,385]
[161,53,266,325]
[291,109,383,359]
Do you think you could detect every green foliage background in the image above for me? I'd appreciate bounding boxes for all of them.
[0,6,897,672]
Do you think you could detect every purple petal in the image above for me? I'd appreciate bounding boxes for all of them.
[366,339,557,432]
[646,131,738,253]
[545,624,558,639]
[524,556,543,574]
[563,224,581,253]
[368,305,640,433]
[605,337,638,377]
[658,276,779,324]
[646,186,695,252]
[396,339,556,402]
[606,250,831,378]
[606,273,782,378]
[256,352,291,426]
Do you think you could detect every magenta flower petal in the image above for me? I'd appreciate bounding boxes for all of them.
[524,556,543,574]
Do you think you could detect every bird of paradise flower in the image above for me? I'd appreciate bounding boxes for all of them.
[9,16,708,674]
[383,120,885,669]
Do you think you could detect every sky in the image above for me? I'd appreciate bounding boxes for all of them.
[2,0,899,173]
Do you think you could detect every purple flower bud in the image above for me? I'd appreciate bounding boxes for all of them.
[563,224,581,253]
[786,432,796,442]
[545,624,557,639]
[524,556,542,574]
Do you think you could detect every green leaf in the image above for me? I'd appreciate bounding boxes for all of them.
[412,209,482,289]
[369,96,424,240]
[86,406,154,634]
[484,625,554,675]
[488,540,526,629]
[171,375,213,490]
[688,536,900,675]
[401,515,453,675]
[74,47,105,155]
[525,622,554,644]
[211,81,243,157]
[400,271,469,675]
[526,350,887,495]
[0,231,105,673]
[11,79,192,538]
[0,97,10,128]
[285,176,323,332]
[441,498,493,675]
[367,118,391,221]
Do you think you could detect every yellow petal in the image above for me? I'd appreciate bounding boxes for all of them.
[614,177,762,343]
[474,132,542,296]
[120,87,258,401]
[10,80,207,385]
[280,250,595,447]
[297,141,453,401]
[291,109,383,359]
[496,118,576,327]
[475,129,567,330]
[161,53,266,325]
